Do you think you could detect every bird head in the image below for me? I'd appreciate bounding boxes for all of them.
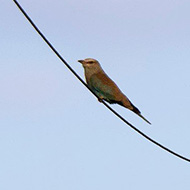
[78,58,101,70]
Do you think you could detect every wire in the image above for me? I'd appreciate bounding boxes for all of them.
[13,0,190,163]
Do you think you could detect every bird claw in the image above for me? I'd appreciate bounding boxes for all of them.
[98,98,103,103]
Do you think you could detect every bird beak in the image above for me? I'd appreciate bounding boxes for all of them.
[78,60,84,64]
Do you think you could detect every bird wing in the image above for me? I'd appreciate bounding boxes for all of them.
[89,72,119,102]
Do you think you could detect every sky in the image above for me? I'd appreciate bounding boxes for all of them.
[1,0,190,189]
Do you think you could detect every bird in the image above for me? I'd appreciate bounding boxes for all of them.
[78,58,151,124]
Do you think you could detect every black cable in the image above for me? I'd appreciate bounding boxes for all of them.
[13,0,190,163]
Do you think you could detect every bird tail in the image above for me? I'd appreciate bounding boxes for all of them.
[120,98,151,124]
[137,113,151,125]
[132,104,151,125]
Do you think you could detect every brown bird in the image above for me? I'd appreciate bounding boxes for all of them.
[78,58,151,124]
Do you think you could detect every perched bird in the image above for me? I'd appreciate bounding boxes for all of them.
[78,58,151,124]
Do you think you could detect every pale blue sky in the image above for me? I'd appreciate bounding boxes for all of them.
[1,0,190,189]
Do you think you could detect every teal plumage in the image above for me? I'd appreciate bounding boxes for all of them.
[78,58,151,124]
[89,73,117,102]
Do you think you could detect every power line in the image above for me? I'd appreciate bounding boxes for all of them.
[13,0,190,163]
